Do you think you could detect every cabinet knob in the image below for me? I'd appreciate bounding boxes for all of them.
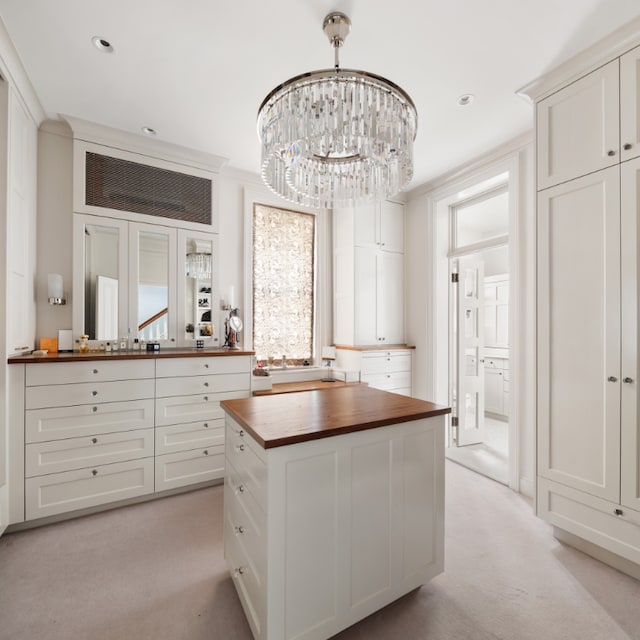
[234,567,246,577]
[203,450,209,456]
[607,376,618,382]
[91,469,98,476]
[234,525,245,535]
[236,429,245,438]
[91,438,98,444]
[238,484,245,493]
[91,390,98,396]
[623,377,634,384]
[204,363,209,368]
[92,406,98,412]
[203,396,208,401]
[92,369,98,374]
[607,150,616,157]
[614,508,623,516]
[203,423,209,428]
[237,444,245,452]
[624,143,633,150]
[204,382,209,387]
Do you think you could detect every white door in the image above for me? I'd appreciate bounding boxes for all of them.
[454,256,485,446]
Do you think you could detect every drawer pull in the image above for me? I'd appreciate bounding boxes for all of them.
[204,363,209,368]
[236,444,245,452]
[92,406,98,412]
[607,149,616,157]
[614,508,624,516]
[92,369,98,374]
[91,390,98,396]
[608,376,618,383]
[91,469,98,476]
[624,143,633,150]
[203,396,209,401]
[91,438,98,444]
[623,377,634,384]
[235,429,245,438]
[203,450,209,456]
[203,423,209,428]
[204,382,209,387]
[238,484,245,493]
[234,567,246,577]
[234,525,245,535]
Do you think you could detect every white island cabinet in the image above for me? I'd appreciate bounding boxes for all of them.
[221,385,448,640]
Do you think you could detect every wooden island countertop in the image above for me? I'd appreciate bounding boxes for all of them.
[220,384,450,449]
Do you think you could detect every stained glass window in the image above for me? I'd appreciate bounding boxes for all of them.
[252,203,315,365]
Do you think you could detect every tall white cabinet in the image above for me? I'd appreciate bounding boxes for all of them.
[531,40,640,571]
[334,200,405,347]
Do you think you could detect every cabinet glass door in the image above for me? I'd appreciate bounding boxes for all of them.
[177,229,219,346]
[129,223,176,345]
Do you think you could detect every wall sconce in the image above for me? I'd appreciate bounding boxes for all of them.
[48,273,66,305]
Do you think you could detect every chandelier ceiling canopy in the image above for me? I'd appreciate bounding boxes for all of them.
[257,12,418,210]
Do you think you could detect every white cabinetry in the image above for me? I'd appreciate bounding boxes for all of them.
[23,360,156,520]
[223,412,444,640]
[483,357,509,417]
[154,356,250,491]
[535,41,640,571]
[334,201,405,346]
[484,276,509,348]
[336,347,412,396]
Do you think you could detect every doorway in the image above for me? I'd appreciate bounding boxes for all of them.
[441,177,512,485]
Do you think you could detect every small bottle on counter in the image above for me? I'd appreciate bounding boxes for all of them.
[120,336,128,351]
[105,342,112,352]
[139,338,146,351]
[112,340,118,352]
[133,338,140,351]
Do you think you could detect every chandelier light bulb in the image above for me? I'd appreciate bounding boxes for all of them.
[257,12,418,209]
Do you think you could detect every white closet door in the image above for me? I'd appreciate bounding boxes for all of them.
[537,59,619,189]
[538,166,621,502]
[621,156,640,513]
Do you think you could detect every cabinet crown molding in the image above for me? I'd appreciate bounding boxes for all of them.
[62,114,228,174]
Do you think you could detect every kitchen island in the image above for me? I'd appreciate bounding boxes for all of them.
[221,385,450,640]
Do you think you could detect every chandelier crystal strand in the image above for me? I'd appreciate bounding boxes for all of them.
[257,13,417,209]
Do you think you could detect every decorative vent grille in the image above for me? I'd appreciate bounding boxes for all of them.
[85,152,212,225]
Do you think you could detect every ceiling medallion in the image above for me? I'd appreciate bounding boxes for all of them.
[257,12,418,209]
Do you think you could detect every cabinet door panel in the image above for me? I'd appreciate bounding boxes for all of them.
[537,60,619,189]
[377,252,404,345]
[484,369,504,415]
[354,204,379,248]
[379,201,404,253]
[621,44,640,163]
[354,247,377,345]
[621,157,640,512]
[538,167,621,502]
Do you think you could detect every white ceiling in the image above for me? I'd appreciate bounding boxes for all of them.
[1,0,639,191]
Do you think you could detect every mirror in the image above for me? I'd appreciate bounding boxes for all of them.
[84,224,120,340]
[137,231,169,341]
[184,236,213,340]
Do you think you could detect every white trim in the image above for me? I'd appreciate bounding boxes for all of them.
[63,115,227,174]
[518,17,640,103]
[424,148,526,493]
[243,187,330,364]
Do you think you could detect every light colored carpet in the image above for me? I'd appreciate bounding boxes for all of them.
[1,462,639,640]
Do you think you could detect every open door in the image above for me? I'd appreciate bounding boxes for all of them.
[453,255,486,446]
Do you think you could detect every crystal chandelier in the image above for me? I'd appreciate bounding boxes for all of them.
[257,12,418,210]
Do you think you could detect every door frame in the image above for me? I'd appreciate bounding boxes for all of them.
[429,152,523,492]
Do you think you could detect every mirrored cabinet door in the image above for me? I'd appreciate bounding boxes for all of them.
[129,222,177,345]
[73,214,129,342]
[177,229,219,346]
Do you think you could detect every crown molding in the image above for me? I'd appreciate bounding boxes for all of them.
[518,15,640,102]
[62,114,229,174]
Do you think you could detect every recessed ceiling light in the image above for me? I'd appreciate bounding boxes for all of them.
[457,94,475,107]
[92,36,114,53]
[141,126,157,136]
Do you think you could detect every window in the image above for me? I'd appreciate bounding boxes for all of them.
[252,203,315,365]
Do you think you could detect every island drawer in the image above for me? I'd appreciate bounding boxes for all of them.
[225,457,266,532]
[25,428,154,477]
[26,379,155,410]
[226,425,267,507]
[25,399,155,443]
[25,457,154,520]
[155,373,250,398]
[361,371,411,391]
[26,360,155,386]
[156,356,251,378]
[155,445,225,492]
[155,419,224,455]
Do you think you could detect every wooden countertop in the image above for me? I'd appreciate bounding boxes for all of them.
[221,385,450,449]
[253,380,364,396]
[8,348,254,364]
